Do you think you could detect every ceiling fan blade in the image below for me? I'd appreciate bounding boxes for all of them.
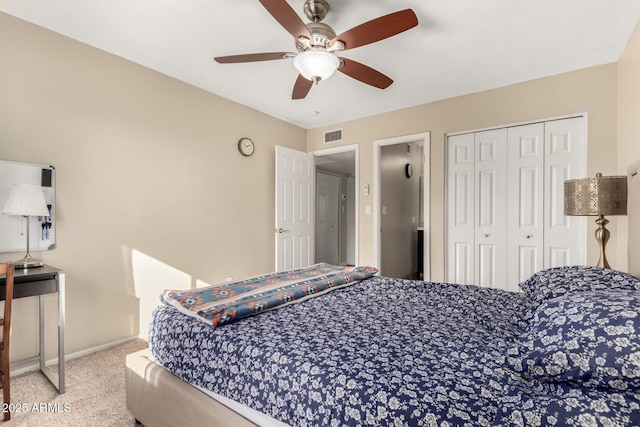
[259,0,313,40]
[214,52,290,63]
[338,58,393,89]
[292,74,313,99]
[331,9,418,50]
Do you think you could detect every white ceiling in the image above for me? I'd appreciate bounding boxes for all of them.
[2,1,640,129]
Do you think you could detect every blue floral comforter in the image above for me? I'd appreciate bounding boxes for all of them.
[149,270,640,426]
[150,276,527,426]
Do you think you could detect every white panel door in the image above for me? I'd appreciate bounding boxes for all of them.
[544,117,586,267]
[474,129,508,289]
[446,133,475,285]
[275,146,315,271]
[507,123,544,290]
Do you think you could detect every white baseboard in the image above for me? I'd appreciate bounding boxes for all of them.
[11,335,144,377]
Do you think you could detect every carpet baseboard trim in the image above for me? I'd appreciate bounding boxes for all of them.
[10,335,143,377]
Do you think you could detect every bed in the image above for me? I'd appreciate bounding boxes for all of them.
[126,159,640,427]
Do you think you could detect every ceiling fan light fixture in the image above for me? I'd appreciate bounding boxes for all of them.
[293,50,340,83]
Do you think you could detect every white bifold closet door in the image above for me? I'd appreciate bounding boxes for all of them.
[475,128,508,290]
[446,117,585,292]
[446,132,475,286]
[506,123,545,290]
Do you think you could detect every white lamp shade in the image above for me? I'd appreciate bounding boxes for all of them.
[2,183,50,216]
[293,50,340,81]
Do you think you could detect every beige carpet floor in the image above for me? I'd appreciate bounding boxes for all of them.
[6,338,148,426]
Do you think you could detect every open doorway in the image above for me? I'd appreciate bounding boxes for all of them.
[374,133,430,279]
[313,145,358,266]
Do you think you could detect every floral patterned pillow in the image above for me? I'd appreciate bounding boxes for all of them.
[504,289,640,390]
[519,265,640,307]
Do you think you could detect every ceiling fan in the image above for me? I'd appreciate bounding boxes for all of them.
[214,0,418,100]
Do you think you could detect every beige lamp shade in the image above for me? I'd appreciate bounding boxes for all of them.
[564,173,627,216]
[2,183,50,217]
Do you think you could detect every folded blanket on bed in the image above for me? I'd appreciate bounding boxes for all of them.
[160,263,378,328]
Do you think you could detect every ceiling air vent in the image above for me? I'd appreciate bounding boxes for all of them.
[324,129,343,144]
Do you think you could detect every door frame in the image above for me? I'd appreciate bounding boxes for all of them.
[373,132,431,279]
[312,144,359,266]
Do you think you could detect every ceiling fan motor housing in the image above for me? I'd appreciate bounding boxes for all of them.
[297,21,336,51]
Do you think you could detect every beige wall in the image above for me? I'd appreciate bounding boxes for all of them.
[617,21,640,272]
[0,13,306,360]
[308,64,619,282]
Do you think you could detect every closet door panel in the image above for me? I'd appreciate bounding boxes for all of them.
[477,170,496,227]
[474,129,507,289]
[452,242,472,284]
[544,118,586,267]
[446,133,475,285]
[478,244,496,288]
[507,123,544,290]
[549,247,570,266]
[455,172,473,227]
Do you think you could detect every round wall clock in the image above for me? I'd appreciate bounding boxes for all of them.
[238,138,255,157]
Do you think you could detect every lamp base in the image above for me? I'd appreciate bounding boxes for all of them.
[14,254,44,269]
[595,215,611,269]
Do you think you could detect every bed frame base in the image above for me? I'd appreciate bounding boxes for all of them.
[126,349,258,427]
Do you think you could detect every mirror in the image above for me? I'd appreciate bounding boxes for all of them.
[0,160,56,253]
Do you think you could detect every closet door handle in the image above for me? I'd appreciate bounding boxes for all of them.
[526,234,533,239]
[483,233,490,238]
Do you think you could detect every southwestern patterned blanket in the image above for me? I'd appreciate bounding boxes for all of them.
[160,263,378,328]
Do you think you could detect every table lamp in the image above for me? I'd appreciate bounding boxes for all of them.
[564,173,628,269]
[1,183,50,269]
